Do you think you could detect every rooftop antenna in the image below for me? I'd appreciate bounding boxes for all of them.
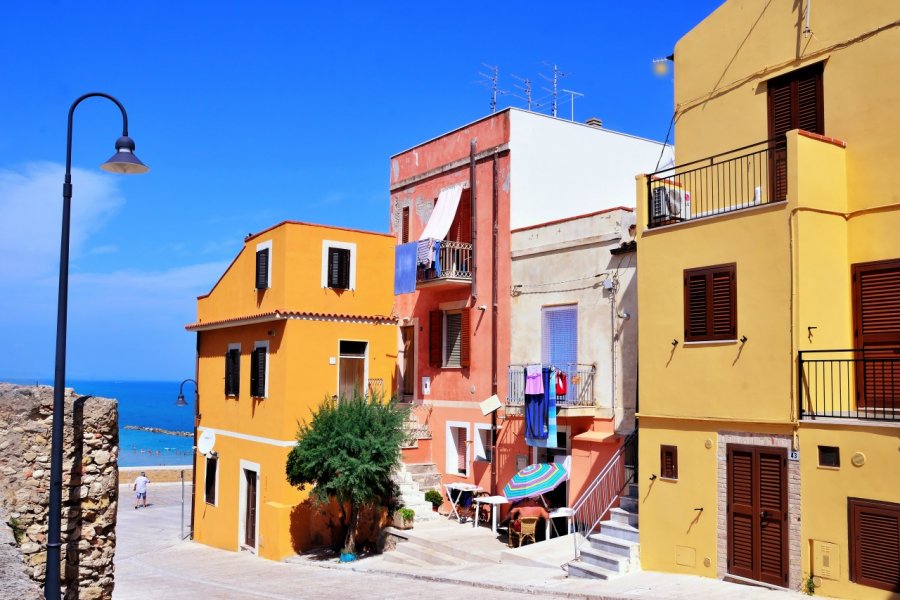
[477,64,508,113]
[540,63,567,117]
[511,74,534,111]
[561,89,584,121]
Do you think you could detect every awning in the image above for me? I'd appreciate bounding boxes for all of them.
[419,183,464,241]
[572,430,617,444]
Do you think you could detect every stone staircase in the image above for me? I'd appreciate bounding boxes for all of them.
[393,463,440,522]
[567,483,641,580]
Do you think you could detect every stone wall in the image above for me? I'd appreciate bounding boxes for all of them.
[0,383,118,599]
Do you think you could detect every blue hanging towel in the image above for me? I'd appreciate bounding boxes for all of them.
[394,242,418,294]
[524,368,549,441]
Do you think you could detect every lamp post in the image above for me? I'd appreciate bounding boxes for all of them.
[176,378,197,407]
[47,93,147,599]
[174,379,196,540]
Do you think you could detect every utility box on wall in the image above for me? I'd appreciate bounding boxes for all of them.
[812,540,839,580]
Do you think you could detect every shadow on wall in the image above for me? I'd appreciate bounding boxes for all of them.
[289,497,391,555]
[63,395,88,598]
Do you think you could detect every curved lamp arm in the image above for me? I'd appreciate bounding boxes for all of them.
[177,378,198,406]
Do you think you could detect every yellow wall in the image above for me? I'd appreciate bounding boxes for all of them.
[799,424,900,600]
[637,1,900,595]
[191,222,398,561]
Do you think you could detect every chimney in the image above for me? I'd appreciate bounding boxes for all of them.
[585,117,603,128]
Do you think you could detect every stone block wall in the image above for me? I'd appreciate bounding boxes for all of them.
[0,383,118,599]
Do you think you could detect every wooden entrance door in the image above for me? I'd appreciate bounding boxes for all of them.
[852,259,900,410]
[244,469,257,548]
[727,445,789,587]
[400,326,415,397]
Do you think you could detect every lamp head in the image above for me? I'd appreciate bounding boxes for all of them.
[100,136,149,174]
[175,394,188,407]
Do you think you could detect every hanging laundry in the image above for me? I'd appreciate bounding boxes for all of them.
[526,367,555,446]
[555,371,568,397]
[524,364,544,395]
[433,239,442,277]
[416,238,435,266]
[394,242,417,295]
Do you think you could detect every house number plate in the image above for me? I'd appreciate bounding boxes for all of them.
[788,450,800,461]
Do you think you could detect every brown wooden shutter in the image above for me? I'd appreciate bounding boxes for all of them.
[728,446,756,580]
[250,347,266,397]
[660,445,678,479]
[849,498,900,592]
[685,272,708,339]
[429,310,443,367]
[712,268,737,337]
[460,309,471,367]
[757,449,788,587]
[852,259,900,409]
[225,349,240,396]
[255,248,269,290]
[401,207,410,244]
[685,264,736,342]
[328,248,351,289]
[456,427,467,473]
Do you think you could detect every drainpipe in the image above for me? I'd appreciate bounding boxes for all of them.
[470,140,477,301]
[610,278,618,430]
[490,152,499,496]
[189,330,200,539]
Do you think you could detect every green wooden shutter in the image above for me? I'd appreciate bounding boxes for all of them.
[255,248,269,290]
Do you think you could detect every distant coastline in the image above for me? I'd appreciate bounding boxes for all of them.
[123,425,192,438]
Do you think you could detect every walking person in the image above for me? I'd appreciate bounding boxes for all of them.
[133,471,150,509]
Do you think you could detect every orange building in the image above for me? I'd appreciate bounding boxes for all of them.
[186,221,397,560]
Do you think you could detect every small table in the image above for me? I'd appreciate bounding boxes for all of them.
[546,507,575,540]
[472,495,509,533]
[444,483,482,523]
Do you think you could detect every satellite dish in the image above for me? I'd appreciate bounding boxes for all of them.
[197,430,216,455]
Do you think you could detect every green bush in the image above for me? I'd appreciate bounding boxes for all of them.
[424,489,443,508]
[398,507,415,521]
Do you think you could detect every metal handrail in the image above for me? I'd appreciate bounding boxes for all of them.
[571,430,638,557]
[648,136,785,177]
[506,364,596,407]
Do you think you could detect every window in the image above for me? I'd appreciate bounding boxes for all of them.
[474,424,492,462]
[446,422,468,476]
[204,455,218,505]
[542,305,577,367]
[338,340,367,400]
[684,264,737,342]
[321,240,356,290]
[401,207,410,244]
[660,445,678,480]
[250,342,268,398]
[429,309,470,368]
[848,497,900,592]
[255,240,271,290]
[818,446,840,468]
[225,346,240,397]
[446,188,472,244]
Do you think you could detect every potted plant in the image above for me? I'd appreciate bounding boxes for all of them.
[339,545,357,562]
[424,490,443,512]
[393,507,415,529]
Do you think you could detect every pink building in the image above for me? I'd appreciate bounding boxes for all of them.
[390,108,668,518]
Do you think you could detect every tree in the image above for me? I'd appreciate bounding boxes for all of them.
[285,391,408,553]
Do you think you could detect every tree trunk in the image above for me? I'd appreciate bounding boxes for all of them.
[344,502,359,552]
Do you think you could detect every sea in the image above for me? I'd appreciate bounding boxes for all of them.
[5,379,194,468]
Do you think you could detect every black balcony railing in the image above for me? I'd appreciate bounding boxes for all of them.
[507,364,596,407]
[647,138,786,229]
[798,349,900,422]
[416,240,472,284]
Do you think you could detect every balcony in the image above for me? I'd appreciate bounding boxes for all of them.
[646,138,786,229]
[799,349,900,422]
[416,240,473,288]
[507,364,596,408]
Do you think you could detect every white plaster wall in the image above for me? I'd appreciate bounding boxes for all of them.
[509,209,637,430]
[508,108,671,230]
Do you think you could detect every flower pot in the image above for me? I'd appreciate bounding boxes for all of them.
[393,514,414,530]
[339,552,357,562]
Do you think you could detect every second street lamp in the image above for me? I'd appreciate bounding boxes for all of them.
[46,93,148,599]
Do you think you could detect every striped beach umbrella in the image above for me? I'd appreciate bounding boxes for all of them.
[502,462,569,501]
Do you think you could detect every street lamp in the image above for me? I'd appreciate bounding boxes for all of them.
[176,378,197,407]
[47,93,148,599]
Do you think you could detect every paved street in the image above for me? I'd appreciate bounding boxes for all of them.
[114,483,802,600]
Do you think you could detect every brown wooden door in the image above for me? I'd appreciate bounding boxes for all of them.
[852,259,900,410]
[401,326,415,396]
[728,445,789,587]
[244,469,257,548]
[848,497,900,592]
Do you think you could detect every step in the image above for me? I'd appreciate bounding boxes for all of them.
[381,550,432,569]
[393,539,464,566]
[619,495,639,513]
[627,483,639,498]
[579,545,629,573]
[588,533,640,561]
[600,519,639,543]
[567,559,619,580]
[609,507,639,527]
[403,463,439,475]
[398,481,419,494]
[411,473,442,492]
[401,490,426,503]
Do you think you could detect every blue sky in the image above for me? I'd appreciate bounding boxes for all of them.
[0,1,721,381]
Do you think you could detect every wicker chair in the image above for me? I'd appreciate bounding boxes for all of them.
[508,516,539,547]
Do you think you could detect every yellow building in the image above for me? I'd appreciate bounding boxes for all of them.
[186,221,397,561]
[635,2,900,597]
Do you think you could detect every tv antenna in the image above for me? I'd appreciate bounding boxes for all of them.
[477,64,508,113]
[561,89,585,121]
[511,74,534,111]
[540,63,567,117]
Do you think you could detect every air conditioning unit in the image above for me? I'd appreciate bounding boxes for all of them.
[651,186,682,221]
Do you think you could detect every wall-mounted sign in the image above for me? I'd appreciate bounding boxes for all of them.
[421,377,431,396]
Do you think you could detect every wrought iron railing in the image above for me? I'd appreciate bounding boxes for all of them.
[798,349,900,422]
[646,138,786,229]
[571,430,638,557]
[506,364,596,407]
[416,240,473,283]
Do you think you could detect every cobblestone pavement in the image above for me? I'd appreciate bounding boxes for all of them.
[113,483,568,599]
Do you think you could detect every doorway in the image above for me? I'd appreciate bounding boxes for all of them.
[244,469,257,548]
[852,259,900,411]
[338,340,367,400]
[238,460,260,554]
[532,427,570,509]
[400,326,415,399]
[727,445,788,587]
